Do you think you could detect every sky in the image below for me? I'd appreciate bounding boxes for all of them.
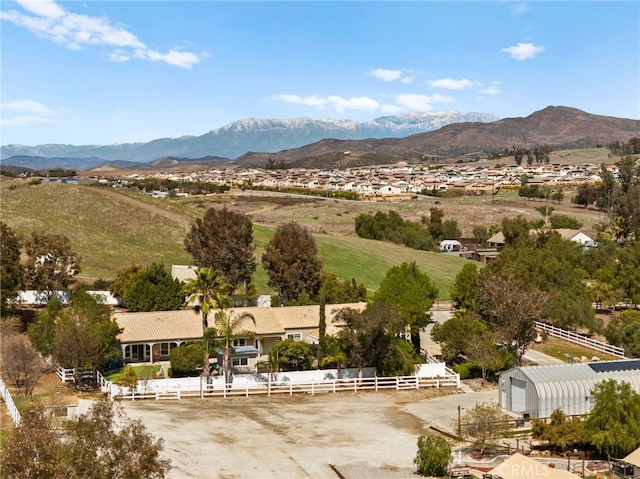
[1,1,639,146]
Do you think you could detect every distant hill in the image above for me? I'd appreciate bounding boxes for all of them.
[236,106,640,168]
[0,111,497,164]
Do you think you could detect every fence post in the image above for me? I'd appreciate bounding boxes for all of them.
[375,375,378,392]
[177,386,181,400]
[311,381,315,395]
[290,382,293,395]
[268,375,271,397]
[396,376,399,391]
[333,380,336,394]
[416,376,419,389]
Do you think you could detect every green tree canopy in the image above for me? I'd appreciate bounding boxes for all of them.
[584,379,640,457]
[261,222,323,302]
[270,339,315,371]
[414,435,451,477]
[123,262,184,312]
[373,261,438,352]
[0,222,23,311]
[450,262,480,311]
[50,290,121,384]
[184,206,256,291]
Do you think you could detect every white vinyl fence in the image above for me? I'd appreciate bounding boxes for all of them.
[105,366,460,401]
[535,321,626,359]
[0,377,21,426]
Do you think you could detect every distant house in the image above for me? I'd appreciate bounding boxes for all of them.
[114,302,367,365]
[553,229,595,246]
[486,231,505,247]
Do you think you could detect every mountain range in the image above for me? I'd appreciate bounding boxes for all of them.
[0,111,497,167]
[1,107,638,171]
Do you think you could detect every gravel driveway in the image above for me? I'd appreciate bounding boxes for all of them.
[120,386,497,479]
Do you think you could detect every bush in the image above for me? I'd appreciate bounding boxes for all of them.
[169,343,204,377]
[453,361,481,380]
[550,214,583,229]
[414,435,451,476]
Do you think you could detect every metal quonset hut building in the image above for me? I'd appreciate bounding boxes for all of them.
[499,359,640,419]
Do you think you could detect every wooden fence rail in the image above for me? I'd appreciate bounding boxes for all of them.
[0,377,21,426]
[535,321,626,359]
[112,374,460,401]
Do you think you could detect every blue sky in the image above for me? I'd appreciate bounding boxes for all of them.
[1,1,639,146]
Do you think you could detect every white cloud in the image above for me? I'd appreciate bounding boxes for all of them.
[2,99,57,116]
[1,0,204,69]
[427,78,476,90]
[502,42,544,60]
[479,85,501,95]
[369,68,416,84]
[1,99,61,127]
[369,68,403,82]
[395,94,434,111]
[327,96,380,113]
[276,94,328,108]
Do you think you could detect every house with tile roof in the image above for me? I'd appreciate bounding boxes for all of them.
[114,302,367,365]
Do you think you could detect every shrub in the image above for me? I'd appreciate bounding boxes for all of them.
[169,343,204,377]
[414,435,451,477]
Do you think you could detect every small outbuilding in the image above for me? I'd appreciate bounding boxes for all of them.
[499,359,640,419]
[439,239,463,253]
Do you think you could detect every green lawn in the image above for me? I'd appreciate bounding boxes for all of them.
[105,364,161,381]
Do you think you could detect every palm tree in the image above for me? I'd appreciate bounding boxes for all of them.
[183,268,231,376]
[213,309,255,386]
[183,268,232,329]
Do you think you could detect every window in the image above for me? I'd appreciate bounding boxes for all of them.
[233,338,247,347]
[287,333,302,342]
[232,357,248,367]
[160,342,170,356]
[128,344,149,361]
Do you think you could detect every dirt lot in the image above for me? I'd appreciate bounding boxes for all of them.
[119,387,497,479]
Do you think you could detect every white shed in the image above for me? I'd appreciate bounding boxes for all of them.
[439,240,463,253]
[499,359,640,419]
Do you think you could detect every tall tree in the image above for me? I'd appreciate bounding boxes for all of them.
[0,325,46,396]
[24,232,80,299]
[183,268,232,329]
[184,207,256,291]
[261,222,323,302]
[335,301,408,377]
[213,309,255,386]
[373,261,438,352]
[123,262,184,312]
[450,262,480,311]
[183,267,232,376]
[477,269,549,363]
[109,263,144,300]
[49,290,121,385]
[457,402,514,455]
[0,222,23,311]
[584,379,640,457]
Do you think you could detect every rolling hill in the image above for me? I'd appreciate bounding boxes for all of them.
[0,179,470,298]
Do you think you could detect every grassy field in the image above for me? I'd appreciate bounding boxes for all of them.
[1,179,472,298]
[530,336,620,362]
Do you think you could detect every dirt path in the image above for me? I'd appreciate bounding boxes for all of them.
[84,186,194,227]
